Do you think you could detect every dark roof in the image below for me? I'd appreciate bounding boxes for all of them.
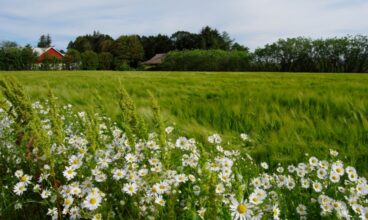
[142,53,166,65]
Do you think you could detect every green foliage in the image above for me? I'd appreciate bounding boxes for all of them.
[0,73,368,220]
[0,46,37,70]
[140,34,174,60]
[200,26,232,50]
[37,34,52,48]
[98,52,113,70]
[63,49,81,70]
[0,78,53,172]
[170,31,202,50]
[40,55,61,70]
[47,87,64,145]
[81,50,99,70]
[253,36,368,73]
[160,49,252,71]
[118,86,147,142]
[113,35,144,68]
[67,31,114,53]
[149,92,166,147]
[1,71,368,176]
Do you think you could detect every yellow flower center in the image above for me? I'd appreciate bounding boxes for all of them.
[90,198,97,205]
[79,148,85,154]
[73,159,79,164]
[65,199,71,205]
[237,203,247,214]
[159,185,165,190]
[21,175,27,182]
[68,169,73,174]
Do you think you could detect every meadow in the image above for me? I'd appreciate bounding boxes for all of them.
[0,71,368,219]
[1,71,368,173]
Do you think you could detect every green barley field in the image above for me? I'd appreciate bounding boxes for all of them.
[1,71,368,175]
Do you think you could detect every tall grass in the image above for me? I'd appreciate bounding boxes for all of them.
[1,71,367,175]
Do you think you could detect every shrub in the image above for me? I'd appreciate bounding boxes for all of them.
[81,50,99,70]
[160,49,252,71]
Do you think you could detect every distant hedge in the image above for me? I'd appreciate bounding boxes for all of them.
[159,49,252,71]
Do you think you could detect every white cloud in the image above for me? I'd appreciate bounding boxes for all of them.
[0,0,367,50]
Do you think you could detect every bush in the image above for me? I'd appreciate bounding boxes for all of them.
[81,50,99,70]
[117,61,131,71]
[160,49,252,71]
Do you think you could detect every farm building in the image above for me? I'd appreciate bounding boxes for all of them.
[32,47,64,70]
[33,47,64,63]
[142,53,166,65]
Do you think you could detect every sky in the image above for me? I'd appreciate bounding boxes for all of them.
[0,0,367,51]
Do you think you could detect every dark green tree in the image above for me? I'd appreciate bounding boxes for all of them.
[98,52,113,70]
[37,34,52,48]
[63,49,81,70]
[140,34,173,60]
[170,31,201,50]
[20,45,37,70]
[81,50,99,70]
[112,35,144,68]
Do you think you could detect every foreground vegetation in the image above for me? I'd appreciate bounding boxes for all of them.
[0,78,367,219]
[0,71,368,174]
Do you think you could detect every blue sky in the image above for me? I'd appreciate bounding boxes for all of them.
[0,0,367,51]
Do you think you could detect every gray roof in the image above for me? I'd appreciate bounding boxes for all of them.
[142,53,166,65]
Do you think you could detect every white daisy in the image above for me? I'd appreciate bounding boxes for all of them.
[63,196,74,208]
[83,193,102,210]
[63,166,76,181]
[155,195,166,206]
[296,204,307,216]
[123,182,138,196]
[69,155,82,169]
[13,182,27,195]
[47,207,58,220]
[215,183,225,194]
[112,168,126,180]
[41,189,51,199]
[230,198,253,220]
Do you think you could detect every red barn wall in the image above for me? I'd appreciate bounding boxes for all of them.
[36,48,64,63]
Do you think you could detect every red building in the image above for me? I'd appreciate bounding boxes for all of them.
[33,47,64,63]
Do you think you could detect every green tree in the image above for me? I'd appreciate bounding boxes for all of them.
[112,35,144,68]
[170,31,201,50]
[63,49,81,70]
[0,41,18,48]
[20,45,37,70]
[37,34,52,48]
[98,52,113,70]
[81,50,99,70]
[231,43,249,52]
[140,34,173,60]
[200,26,227,50]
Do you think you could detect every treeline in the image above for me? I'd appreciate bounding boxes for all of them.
[160,36,368,72]
[0,43,37,70]
[252,36,368,73]
[1,28,368,72]
[65,26,246,70]
[160,50,252,71]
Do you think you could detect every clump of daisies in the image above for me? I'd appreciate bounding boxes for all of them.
[0,87,367,219]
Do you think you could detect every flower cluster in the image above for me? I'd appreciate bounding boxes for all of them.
[0,101,367,220]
